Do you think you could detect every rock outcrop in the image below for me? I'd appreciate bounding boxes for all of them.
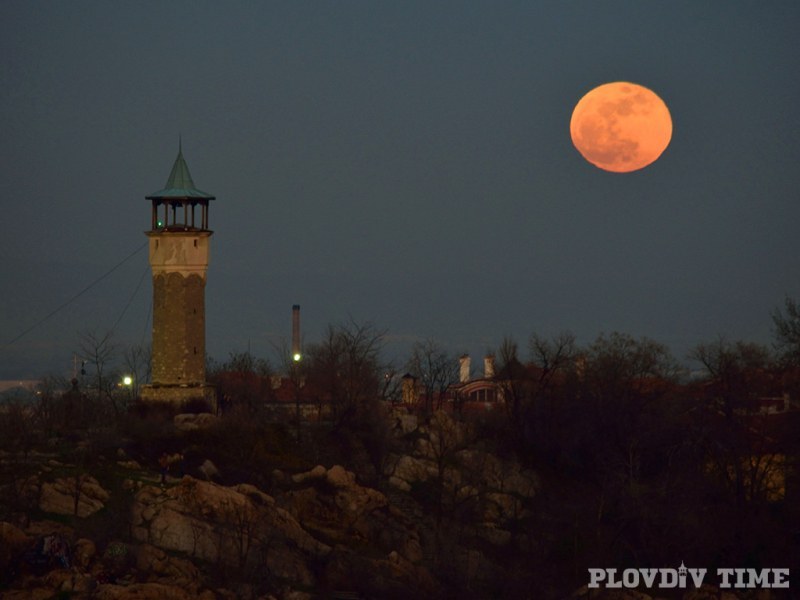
[173,412,218,432]
[282,464,432,594]
[131,476,330,586]
[93,582,205,600]
[38,475,110,518]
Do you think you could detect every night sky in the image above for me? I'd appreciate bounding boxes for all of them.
[2,2,799,379]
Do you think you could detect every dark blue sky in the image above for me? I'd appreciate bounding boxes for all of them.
[2,2,799,378]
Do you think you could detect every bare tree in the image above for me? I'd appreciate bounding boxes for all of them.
[122,343,151,399]
[529,331,577,383]
[0,399,39,520]
[303,321,397,483]
[527,331,578,445]
[406,338,459,414]
[690,337,781,509]
[423,411,475,523]
[271,336,308,440]
[495,332,578,455]
[772,296,800,367]
[496,336,524,420]
[209,350,273,416]
[305,320,386,429]
[581,332,679,484]
[78,330,120,416]
[34,375,69,435]
[690,337,771,418]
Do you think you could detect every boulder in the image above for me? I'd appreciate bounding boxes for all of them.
[117,460,142,470]
[44,568,93,593]
[325,465,355,488]
[484,491,525,522]
[283,465,428,567]
[392,412,418,435]
[24,519,74,538]
[387,475,411,492]
[291,464,326,484]
[476,523,512,546]
[39,475,110,518]
[73,538,96,569]
[94,582,196,600]
[389,455,435,487]
[131,477,330,587]
[323,545,439,599]
[173,413,218,432]
[287,465,387,531]
[198,459,220,480]
[135,543,203,591]
[1,589,59,600]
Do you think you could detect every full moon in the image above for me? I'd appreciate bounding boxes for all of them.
[570,82,672,173]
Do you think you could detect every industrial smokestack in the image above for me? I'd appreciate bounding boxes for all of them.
[291,305,301,361]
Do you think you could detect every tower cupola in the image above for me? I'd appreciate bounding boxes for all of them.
[145,143,215,231]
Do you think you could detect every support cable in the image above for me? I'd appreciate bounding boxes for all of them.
[109,262,150,336]
[7,241,148,345]
[140,299,153,349]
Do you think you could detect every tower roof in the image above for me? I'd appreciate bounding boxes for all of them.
[146,144,215,201]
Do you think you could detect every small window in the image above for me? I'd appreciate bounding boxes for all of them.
[193,239,198,247]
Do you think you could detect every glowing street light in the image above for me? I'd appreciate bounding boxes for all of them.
[122,375,133,386]
[292,353,302,363]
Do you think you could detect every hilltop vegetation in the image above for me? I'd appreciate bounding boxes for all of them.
[1,309,799,598]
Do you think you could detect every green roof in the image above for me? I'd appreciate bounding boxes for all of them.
[146,145,215,201]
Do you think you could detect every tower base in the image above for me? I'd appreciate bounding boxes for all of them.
[139,383,217,414]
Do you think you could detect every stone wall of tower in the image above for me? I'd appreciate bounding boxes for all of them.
[151,271,206,385]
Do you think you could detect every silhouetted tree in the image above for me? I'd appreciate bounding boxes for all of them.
[78,330,116,392]
[270,337,309,441]
[496,332,578,461]
[122,343,151,399]
[526,331,578,457]
[406,338,459,414]
[772,296,800,367]
[304,321,396,483]
[208,350,273,416]
[688,337,792,566]
[690,337,772,418]
[78,330,124,418]
[305,321,385,429]
[0,399,39,520]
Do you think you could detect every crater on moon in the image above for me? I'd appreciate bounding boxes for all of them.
[570,82,672,173]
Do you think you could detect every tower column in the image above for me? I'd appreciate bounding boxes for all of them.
[139,145,216,411]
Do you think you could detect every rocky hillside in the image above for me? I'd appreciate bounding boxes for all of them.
[1,405,791,599]
[0,409,543,599]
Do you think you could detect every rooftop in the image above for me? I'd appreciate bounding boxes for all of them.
[146,144,215,201]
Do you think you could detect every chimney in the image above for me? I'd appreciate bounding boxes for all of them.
[459,354,471,383]
[291,305,301,361]
[484,355,495,379]
[401,373,418,405]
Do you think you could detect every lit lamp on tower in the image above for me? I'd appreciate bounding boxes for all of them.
[139,143,216,411]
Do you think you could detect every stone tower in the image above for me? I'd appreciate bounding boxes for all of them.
[139,144,216,409]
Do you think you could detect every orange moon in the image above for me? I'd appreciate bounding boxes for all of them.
[570,81,672,173]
